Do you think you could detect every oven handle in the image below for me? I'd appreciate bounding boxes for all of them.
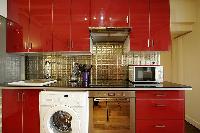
[94,98,129,102]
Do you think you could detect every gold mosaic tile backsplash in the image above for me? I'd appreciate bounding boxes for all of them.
[25,43,160,81]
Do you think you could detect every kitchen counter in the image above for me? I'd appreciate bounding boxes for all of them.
[0,80,192,90]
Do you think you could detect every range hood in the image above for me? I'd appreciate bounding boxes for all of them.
[89,27,131,43]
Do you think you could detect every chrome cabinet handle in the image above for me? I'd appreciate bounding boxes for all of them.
[68,39,70,49]
[155,125,166,128]
[147,39,150,47]
[29,42,32,49]
[126,16,129,24]
[24,42,27,49]
[17,92,20,102]
[154,104,167,107]
[71,40,73,49]
[155,94,166,97]
[152,39,154,47]
[22,92,24,102]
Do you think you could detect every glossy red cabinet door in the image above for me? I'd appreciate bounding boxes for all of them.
[136,99,184,120]
[71,0,90,51]
[6,20,23,52]
[150,0,171,51]
[29,0,53,52]
[53,0,71,51]
[23,90,40,133]
[2,90,23,133]
[7,0,29,52]
[91,0,130,27]
[130,0,149,51]
[136,120,184,133]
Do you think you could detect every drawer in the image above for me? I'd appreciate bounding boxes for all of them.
[136,120,184,133]
[136,99,184,120]
[136,91,185,99]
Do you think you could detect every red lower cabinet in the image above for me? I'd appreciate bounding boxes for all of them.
[136,91,185,133]
[2,89,23,133]
[23,90,40,133]
[136,120,184,133]
[2,89,40,133]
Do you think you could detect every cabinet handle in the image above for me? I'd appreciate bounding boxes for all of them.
[152,39,154,47]
[71,40,73,49]
[22,92,24,102]
[155,94,166,97]
[154,104,167,107]
[147,39,150,47]
[126,16,129,24]
[154,125,166,128]
[29,42,32,49]
[17,92,20,102]
[24,42,27,49]
[68,39,70,49]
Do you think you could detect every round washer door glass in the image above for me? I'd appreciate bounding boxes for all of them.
[44,106,80,133]
[50,110,72,132]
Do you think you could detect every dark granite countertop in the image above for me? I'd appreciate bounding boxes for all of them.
[0,80,192,90]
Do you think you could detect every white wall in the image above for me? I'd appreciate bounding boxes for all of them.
[161,0,200,129]
[0,0,7,17]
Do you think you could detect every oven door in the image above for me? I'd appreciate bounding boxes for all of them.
[89,97,135,133]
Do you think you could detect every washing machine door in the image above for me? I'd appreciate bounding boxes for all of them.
[43,105,80,133]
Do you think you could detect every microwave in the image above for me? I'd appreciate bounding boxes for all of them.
[129,65,163,83]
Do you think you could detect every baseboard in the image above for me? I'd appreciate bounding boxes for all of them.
[185,115,200,130]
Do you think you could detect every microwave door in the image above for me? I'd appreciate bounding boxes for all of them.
[134,67,156,82]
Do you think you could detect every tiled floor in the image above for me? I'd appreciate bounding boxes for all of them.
[186,121,200,133]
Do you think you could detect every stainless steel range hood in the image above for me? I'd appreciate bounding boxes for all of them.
[89,27,131,43]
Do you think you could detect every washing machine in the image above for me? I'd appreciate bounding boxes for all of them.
[39,91,89,133]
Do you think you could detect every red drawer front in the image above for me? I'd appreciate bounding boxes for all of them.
[136,120,184,133]
[136,99,184,120]
[136,91,185,99]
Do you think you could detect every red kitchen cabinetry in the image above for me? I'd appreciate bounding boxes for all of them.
[53,0,71,51]
[137,120,185,133]
[130,0,170,51]
[2,90,22,133]
[71,0,90,51]
[29,0,53,52]
[2,89,40,133]
[136,91,185,133]
[7,0,29,52]
[53,0,90,52]
[7,0,52,52]
[91,0,130,27]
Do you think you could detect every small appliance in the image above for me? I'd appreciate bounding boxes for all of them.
[129,65,163,83]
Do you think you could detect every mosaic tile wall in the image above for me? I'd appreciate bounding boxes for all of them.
[25,55,92,80]
[92,42,127,80]
[25,44,160,81]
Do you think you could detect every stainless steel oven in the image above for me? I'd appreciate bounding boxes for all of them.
[89,91,135,133]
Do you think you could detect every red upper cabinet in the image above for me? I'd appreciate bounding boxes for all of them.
[7,0,29,52]
[91,0,130,27]
[130,0,149,51]
[7,0,53,52]
[130,0,170,51]
[53,0,71,51]
[150,0,171,51]
[6,19,24,52]
[2,90,23,133]
[71,0,90,51]
[29,0,53,52]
